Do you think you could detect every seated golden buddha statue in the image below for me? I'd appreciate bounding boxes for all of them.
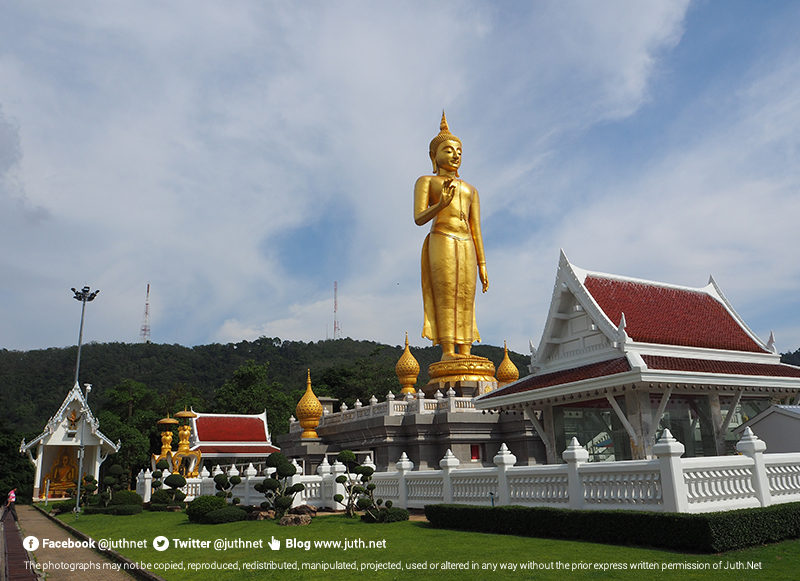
[414,112,489,361]
[44,448,79,496]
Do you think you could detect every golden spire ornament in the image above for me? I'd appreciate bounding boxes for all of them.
[496,341,520,387]
[395,332,420,395]
[296,369,323,439]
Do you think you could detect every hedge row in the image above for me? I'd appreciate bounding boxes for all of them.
[424,503,800,553]
[82,505,143,516]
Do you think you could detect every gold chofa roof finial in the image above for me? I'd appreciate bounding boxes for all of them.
[429,110,462,156]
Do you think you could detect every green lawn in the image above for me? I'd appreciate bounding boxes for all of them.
[60,511,800,580]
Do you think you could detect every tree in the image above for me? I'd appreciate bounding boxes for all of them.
[213,473,242,504]
[96,411,152,474]
[214,361,293,436]
[318,347,399,407]
[253,452,304,518]
[332,450,390,519]
[0,427,35,504]
[98,379,165,476]
[163,473,187,504]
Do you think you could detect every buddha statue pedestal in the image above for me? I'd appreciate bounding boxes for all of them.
[424,356,497,397]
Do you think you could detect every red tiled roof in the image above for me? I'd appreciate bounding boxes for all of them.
[481,357,632,400]
[643,355,800,378]
[195,416,267,442]
[584,276,767,353]
[195,445,279,455]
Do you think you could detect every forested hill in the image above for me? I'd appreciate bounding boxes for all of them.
[0,338,530,434]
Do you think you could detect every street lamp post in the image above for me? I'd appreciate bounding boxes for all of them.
[71,285,98,518]
[72,286,99,387]
[75,384,91,520]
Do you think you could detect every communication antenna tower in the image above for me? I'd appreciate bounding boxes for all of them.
[333,281,342,340]
[140,283,151,343]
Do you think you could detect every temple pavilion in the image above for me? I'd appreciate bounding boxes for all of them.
[20,382,119,500]
[188,410,279,473]
[474,251,800,463]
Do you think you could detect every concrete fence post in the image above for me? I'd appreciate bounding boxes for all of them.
[653,429,688,512]
[562,438,589,510]
[243,463,257,506]
[396,452,414,509]
[440,449,460,504]
[736,427,772,507]
[493,443,517,506]
[331,460,347,509]
[316,458,332,508]
[140,470,152,503]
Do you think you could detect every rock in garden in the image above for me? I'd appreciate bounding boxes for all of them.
[288,505,317,517]
[247,510,275,521]
[279,514,312,526]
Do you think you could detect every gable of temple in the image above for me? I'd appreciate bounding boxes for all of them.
[531,250,775,376]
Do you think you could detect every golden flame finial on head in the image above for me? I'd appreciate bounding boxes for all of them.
[429,110,462,157]
[496,340,520,387]
[396,332,420,395]
[296,369,323,439]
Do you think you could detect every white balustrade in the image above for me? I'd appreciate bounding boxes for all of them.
[133,429,800,515]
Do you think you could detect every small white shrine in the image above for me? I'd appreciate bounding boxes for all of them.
[20,382,119,500]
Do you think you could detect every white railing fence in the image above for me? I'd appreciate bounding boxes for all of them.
[136,428,800,514]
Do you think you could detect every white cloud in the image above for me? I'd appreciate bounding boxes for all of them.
[10,0,800,361]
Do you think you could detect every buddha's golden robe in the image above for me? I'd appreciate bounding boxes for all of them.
[418,178,481,347]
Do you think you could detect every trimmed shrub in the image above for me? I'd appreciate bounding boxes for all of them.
[186,495,227,523]
[150,489,172,505]
[424,503,800,553]
[109,490,143,506]
[83,505,143,516]
[51,500,77,514]
[361,507,409,524]
[203,507,247,525]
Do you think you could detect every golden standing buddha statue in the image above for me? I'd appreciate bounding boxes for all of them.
[415,112,496,394]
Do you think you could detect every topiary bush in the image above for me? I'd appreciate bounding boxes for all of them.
[151,459,169,495]
[79,475,98,507]
[51,500,77,514]
[109,490,143,506]
[203,507,247,525]
[108,505,142,516]
[150,489,172,505]
[163,473,187,503]
[361,506,409,524]
[213,473,242,504]
[254,453,304,519]
[186,495,228,523]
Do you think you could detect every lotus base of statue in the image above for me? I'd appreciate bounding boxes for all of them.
[425,356,497,397]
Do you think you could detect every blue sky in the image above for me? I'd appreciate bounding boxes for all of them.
[2,1,800,359]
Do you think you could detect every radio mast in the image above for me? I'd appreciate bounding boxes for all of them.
[333,281,341,340]
[140,283,151,343]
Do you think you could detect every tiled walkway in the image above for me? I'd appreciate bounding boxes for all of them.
[2,506,137,581]
[2,516,37,580]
